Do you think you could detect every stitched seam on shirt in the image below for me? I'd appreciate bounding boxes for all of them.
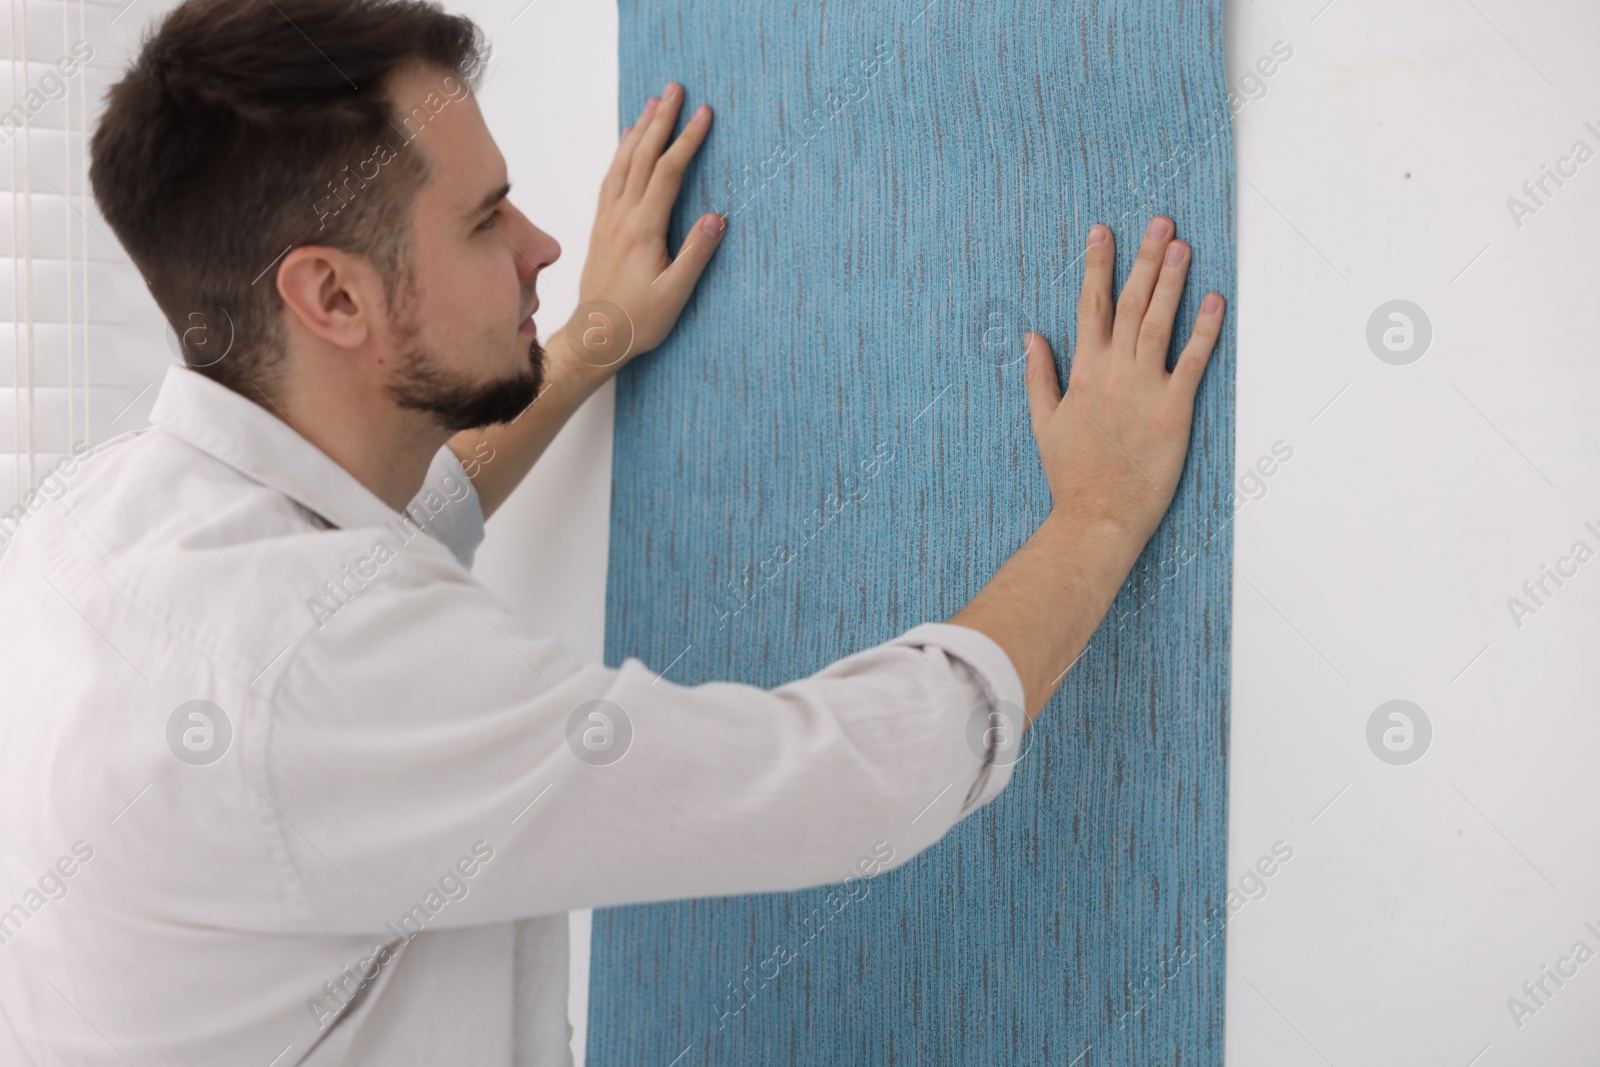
[951,650,1015,814]
[24,508,324,930]
[251,638,330,931]
[53,500,278,682]
[246,556,494,931]
[51,489,334,929]
[38,436,475,931]
[894,633,1011,816]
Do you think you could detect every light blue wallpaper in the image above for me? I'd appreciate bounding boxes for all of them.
[593,1,1235,1061]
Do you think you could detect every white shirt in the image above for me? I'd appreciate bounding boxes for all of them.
[0,365,1023,1066]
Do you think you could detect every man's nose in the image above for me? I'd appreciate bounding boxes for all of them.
[510,206,560,277]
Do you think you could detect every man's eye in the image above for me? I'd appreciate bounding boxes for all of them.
[477,208,502,232]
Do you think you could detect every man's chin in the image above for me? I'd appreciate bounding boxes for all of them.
[390,337,546,433]
[442,370,541,432]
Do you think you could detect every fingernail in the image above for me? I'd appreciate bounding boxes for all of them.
[621,125,632,139]
[1202,293,1221,314]
[1148,217,1170,240]
[1165,241,1186,265]
[643,97,658,116]
[663,82,679,98]
[694,103,710,121]
[702,212,725,236]
[1087,224,1108,247]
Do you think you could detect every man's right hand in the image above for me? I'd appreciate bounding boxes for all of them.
[1025,217,1224,547]
[949,218,1225,719]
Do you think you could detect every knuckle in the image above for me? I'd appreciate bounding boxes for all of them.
[1137,320,1169,349]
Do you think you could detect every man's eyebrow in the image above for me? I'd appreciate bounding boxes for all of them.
[468,181,512,218]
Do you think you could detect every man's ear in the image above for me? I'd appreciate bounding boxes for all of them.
[276,245,384,350]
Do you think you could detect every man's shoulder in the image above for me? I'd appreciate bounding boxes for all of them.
[4,427,462,686]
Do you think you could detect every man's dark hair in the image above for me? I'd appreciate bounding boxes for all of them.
[90,0,489,401]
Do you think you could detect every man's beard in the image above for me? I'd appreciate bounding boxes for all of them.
[384,298,545,434]
[388,334,544,433]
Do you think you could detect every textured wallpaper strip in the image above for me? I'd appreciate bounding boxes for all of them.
[593,1,1235,1063]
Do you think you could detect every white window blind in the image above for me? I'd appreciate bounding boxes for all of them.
[1,0,173,527]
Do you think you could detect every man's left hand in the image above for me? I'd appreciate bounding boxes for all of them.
[569,81,725,370]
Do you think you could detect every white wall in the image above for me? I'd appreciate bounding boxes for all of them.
[1226,0,1600,1063]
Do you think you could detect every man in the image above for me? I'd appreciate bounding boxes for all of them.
[0,0,1225,1062]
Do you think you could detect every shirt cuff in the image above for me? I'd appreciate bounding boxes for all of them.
[888,621,1027,816]
[404,445,486,571]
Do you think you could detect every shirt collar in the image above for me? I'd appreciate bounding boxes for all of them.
[148,365,406,534]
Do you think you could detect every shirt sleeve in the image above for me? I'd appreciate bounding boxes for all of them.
[403,445,485,571]
[256,548,1026,935]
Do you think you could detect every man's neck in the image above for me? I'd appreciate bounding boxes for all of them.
[255,377,449,515]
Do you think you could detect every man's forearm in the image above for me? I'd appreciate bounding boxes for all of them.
[949,510,1145,721]
[450,85,725,521]
[447,329,610,521]
[949,218,1224,726]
